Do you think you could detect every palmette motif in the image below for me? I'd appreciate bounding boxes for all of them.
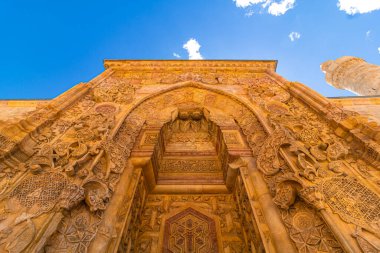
[0,60,378,253]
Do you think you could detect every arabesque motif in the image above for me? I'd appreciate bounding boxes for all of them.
[0,60,378,253]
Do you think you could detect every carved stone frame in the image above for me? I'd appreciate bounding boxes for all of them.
[158,204,224,253]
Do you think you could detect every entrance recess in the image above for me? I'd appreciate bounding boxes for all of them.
[116,106,266,253]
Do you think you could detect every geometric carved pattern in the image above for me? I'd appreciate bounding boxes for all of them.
[45,205,102,253]
[9,172,68,216]
[281,201,343,253]
[320,177,380,231]
[163,207,218,253]
[136,194,250,253]
[4,59,380,253]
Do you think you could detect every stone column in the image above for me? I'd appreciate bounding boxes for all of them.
[244,157,297,253]
[321,56,380,95]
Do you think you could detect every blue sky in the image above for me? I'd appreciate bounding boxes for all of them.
[0,0,379,99]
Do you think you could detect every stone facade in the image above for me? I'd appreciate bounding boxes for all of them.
[0,100,48,123]
[331,96,380,124]
[321,56,380,96]
[0,60,379,253]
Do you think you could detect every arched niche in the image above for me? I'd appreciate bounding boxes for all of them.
[109,82,270,178]
[102,83,271,253]
[130,105,252,194]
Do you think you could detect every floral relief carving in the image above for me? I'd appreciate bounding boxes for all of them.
[160,159,219,173]
[0,61,379,253]
[247,77,380,252]
[0,172,85,252]
[257,127,290,176]
[0,97,123,252]
[83,180,110,212]
[273,181,298,210]
[248,76,291,108]
[47,94,97,138]
[0,94,96,190]
[93,77,136,104]
[142,132,159,145]
[113,68,267,86]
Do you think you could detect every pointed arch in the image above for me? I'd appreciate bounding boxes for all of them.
[111,81,273,140]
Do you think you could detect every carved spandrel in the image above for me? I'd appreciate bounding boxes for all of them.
[130,87,267,158]
[93,76,136,104]
[0,94,96,192]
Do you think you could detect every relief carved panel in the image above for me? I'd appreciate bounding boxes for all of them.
[0,60,379,253]
[163,207,219,253]
[160,159,219,173]
[133,192,262,253]
[45,205,102,253]
[281,201,343,253]
[320,177,380,234]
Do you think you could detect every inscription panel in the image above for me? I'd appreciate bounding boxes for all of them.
[160,158,220,173]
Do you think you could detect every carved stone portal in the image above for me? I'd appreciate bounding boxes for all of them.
[0,60,379,253]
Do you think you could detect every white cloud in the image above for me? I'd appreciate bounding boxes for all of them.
[233,0,295,16]
[338,0,380,15]
[234,0,267,8]
[366,30,371,38]
[183,38,203,60]
[245,9,254,16]
[289,32,301,42]
[268,0,295,16]
[378,47,380,54]
[173,53,181,58]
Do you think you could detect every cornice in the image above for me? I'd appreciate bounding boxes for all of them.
[329,96,380,106]
[103,60,277,72]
